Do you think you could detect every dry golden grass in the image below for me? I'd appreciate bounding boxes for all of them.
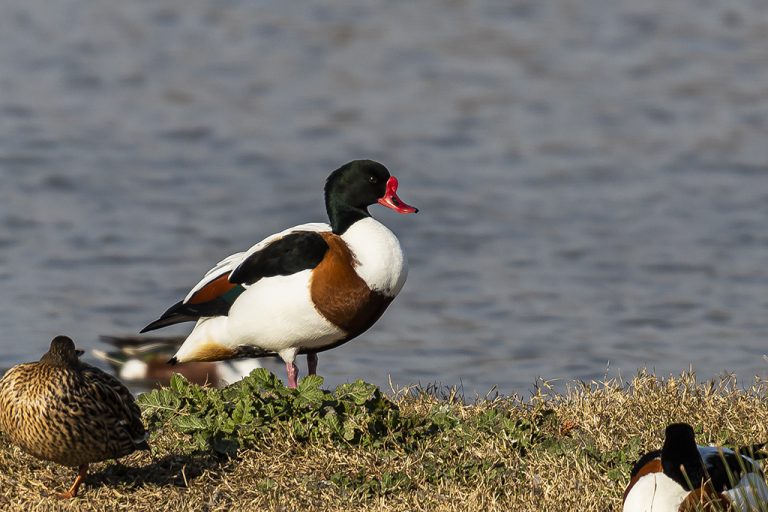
[1,371,767,511]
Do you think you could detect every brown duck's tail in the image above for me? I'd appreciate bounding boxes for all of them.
[134,432,150,451]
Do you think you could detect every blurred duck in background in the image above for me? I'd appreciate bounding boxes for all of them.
[93,335,261,389]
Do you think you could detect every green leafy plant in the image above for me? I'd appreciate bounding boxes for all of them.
[138,370,443,455]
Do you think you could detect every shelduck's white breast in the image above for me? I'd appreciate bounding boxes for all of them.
[341,217,408,297]
[623,472,688,512]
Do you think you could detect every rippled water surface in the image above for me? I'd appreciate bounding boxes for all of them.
[1,0,768,394]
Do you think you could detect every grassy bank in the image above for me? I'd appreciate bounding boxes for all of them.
[1,370,767,511]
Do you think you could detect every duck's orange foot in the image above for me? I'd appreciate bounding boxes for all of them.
[54,463,88,499]
[55,490,77,499]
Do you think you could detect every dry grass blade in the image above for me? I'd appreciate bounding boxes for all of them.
[0,370,767,511]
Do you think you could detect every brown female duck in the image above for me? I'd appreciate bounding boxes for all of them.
[0,335,148,498]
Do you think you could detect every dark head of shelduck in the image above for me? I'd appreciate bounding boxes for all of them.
[661,423,707,490]
[324,160,418,235]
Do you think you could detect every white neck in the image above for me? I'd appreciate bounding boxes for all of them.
[341,217,408,296]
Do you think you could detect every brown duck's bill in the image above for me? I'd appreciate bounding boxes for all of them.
[377,176,418,214]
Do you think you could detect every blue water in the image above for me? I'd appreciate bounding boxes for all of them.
[1,0,768,395]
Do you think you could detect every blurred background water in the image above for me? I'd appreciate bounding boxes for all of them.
[1,0,767,395]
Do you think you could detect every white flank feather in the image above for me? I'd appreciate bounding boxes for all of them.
[723,472,768,511]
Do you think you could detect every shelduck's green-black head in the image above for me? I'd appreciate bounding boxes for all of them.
[40,335,81,367]
[325,159,418,234]
[661,422,705,490]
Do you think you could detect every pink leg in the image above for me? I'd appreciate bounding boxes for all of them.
[285,361,299,389]
[307,353,318,376]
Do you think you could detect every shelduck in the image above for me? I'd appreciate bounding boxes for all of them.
[623,423,768,511]
[94,335,262,388]
[142,160,418,388]
[0,336,149,498]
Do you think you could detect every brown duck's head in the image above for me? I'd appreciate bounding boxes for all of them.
[40,335,82,367]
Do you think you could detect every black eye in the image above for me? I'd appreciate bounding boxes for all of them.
[369,176,378,184]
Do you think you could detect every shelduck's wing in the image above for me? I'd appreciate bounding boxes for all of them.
[141,223,331,333]
[228,229,329,284]
[100,334,184,351]
[699,446,763,492]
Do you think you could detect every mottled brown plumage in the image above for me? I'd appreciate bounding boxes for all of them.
[0,335,148,498]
